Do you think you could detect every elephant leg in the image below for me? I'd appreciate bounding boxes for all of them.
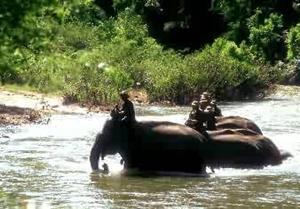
[193,151,206,174]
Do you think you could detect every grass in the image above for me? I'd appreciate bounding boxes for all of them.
[0,84,62,97]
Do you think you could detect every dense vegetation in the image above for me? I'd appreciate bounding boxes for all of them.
[1,0,300,104]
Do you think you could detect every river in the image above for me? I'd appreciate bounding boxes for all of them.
[1,86,300,208]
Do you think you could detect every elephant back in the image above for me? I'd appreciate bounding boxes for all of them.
[133,120,207,142]
[205,129,282,168]
[216,116,263,134]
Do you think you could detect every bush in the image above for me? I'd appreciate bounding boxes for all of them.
[286,23,300,60]
[182,38,277,100]
[247,10,285,62]
[63,62,133,104]
[0,46,24,84]
[0,1,281,105]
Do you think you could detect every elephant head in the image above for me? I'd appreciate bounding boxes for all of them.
[90,119,128,171]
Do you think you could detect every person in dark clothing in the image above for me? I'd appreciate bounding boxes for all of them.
[118,91,136,124]
[199,99,216,131]
[199,92,222,117]
[185,101,211,140]
[199,98,210,112]
[185,101,204,132]
[116,91,137,159]
[211,99,222,117]
[205,111,216,130]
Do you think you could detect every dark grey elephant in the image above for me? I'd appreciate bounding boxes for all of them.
[90,119,207,174]
[216,116,263,134]
[205,128,288,168]
[90,119,289,174]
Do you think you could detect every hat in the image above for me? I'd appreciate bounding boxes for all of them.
[200,92,210,100]
[120,90,129,98]
[200,99,209,104]
[202,91,209,96]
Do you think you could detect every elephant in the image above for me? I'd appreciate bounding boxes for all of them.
[90,119,289,174]
[216,116,263,134]
[90,119,207,174]
[204,128,287,168]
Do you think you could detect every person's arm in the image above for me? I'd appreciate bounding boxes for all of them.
[118,103,126,115]
[110,104,120,119]
[119,102,130,121]
[115,104,120,111]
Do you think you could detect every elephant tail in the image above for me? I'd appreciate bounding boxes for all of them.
[280,149,293,162]
[90,133,102,171]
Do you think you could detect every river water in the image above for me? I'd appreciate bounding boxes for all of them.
[1,86,300,208]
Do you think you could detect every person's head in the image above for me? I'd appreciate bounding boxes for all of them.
[200,99,209,109]
[200,91,211,102]
[119,90,129,101]
[205,106,212,112]
[191,100,199,110]
[211,99,216,106]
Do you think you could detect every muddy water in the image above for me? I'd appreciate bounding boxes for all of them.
[1,87,300,208]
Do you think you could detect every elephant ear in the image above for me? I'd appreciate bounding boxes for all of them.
[102,119,126,136]
[99,119,129,155]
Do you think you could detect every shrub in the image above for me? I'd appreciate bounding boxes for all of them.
[286,23,300,60]
[0,1,281,104]
[63,62,133,104]
[182,38,276,100]
[247,10,285,62]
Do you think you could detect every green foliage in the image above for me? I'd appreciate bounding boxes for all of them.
[64,63,133,104]
[0,47,21,84]
[182,38,272,100]
[248,10,284,61]
[0,0,289,104]
[215,0,299,62]
[287,23,300,59]
[214,0,252,42]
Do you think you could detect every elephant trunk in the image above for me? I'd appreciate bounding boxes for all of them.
[90,133,103,171]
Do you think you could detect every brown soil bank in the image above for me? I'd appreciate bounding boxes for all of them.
[0,89,89,126]
[0,104,42,125]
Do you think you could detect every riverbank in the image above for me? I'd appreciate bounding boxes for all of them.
[1,84,299,125]
[0,87,149,125]
[0,88,90,125]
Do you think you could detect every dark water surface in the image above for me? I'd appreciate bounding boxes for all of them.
[1,87,300,208]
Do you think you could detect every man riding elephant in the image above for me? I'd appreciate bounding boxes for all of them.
[110,91,136,148]
[185,101,205,132]
[185,101,216,138]
[198,99,216,131]
[118,91,136,124]
[111,90,136,124]
[199,92,222,117]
